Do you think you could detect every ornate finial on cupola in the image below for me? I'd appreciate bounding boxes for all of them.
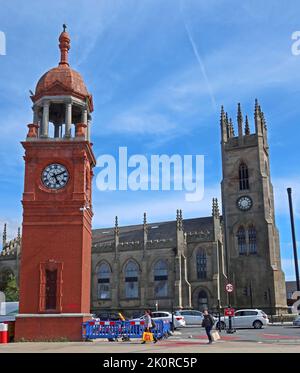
[245,115,250,135]
[59,24,71,66]
[2,223,7,248]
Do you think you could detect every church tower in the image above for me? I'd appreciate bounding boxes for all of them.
[15,27,96,341]
[220,101,287,313]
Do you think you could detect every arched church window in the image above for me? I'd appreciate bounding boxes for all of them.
[248,225,257,254]
[239,163,249,190]
[154,260,168,297]
[125,260,139,299]
[237,226,247,255]
[198,290,208,311]
[196,249,207,279]
[97,263,111,300]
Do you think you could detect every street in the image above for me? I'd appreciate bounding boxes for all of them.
[177,324,300,343]
[0,324,299,353]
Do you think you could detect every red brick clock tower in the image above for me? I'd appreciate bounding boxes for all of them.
[15,26,96,341]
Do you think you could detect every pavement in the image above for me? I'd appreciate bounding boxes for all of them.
[0,325,299,353]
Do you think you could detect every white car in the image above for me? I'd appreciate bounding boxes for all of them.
[175,310,203,325]
[132,311,186,329]
[293,315,300,326]
[216,309,269,329]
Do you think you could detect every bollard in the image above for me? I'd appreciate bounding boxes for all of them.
[0,323,8,343]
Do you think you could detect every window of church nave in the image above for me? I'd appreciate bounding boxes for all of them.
[125,261,139,299]
[97,263,111,299]
[154,260,168,297]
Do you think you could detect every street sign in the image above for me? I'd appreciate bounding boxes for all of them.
[224,307,235,317]
[225,283,234,293]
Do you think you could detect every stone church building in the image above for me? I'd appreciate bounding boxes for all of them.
[0,29,287,317]
[0,102,287,316]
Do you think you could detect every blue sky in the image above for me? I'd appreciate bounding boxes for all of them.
[0,0,299,280]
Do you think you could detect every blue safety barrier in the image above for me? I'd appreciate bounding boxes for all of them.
[82,319,170,341]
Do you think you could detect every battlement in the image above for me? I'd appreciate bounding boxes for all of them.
[220,100,268,146]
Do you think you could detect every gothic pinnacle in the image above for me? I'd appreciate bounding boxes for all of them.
[237,103,243,137]
[229,118,235,137]
[245,115,250,135]
[2,223,7,248]
[114,216,119,235]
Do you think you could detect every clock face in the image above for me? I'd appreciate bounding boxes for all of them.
[237,196,252,211]
[42,163,69,190]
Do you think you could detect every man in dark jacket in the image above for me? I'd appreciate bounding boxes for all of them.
[201,309,215,344]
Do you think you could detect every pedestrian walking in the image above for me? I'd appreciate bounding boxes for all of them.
[202,309,215,344]
[141,309,158,344]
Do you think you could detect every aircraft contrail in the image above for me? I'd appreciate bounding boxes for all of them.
[181,9,217,112]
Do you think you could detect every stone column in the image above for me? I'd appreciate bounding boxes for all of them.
[54,124,60,138]
[41,101,49,137]
[32,106,39,124]
[87,119,91,141]
[81,108,88,141]
[82,108,88,124]
[65,102,72,137]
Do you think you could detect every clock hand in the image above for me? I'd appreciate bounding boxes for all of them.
[49,172,59,183]
[55,171,65,177]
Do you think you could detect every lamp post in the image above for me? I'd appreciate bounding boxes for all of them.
[287,188,300,292]
[171,302,175,333]
[217,299,221,332]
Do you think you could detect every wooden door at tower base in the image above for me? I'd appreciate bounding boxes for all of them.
[46,269,57,310]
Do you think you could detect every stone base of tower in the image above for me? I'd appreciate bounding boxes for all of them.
[15,314,91,342]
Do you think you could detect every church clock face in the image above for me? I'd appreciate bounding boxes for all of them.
[42,163,69,190]
[237,196,252,211]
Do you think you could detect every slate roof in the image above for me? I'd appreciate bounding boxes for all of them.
[92,216,214,245]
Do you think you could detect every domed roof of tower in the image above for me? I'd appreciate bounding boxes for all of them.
[31,25,93,111]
